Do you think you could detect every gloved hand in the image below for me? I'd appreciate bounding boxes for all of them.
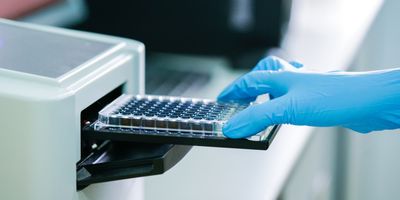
[218,56,400,138]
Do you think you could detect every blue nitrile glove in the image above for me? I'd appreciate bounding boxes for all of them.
[218,56,400,138]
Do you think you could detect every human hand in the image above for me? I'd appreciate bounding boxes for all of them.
[218,56,400,138]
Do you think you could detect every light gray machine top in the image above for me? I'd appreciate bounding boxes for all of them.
[0,22,114,78]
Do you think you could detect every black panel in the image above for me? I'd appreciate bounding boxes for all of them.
[77,141,191,190]
[74,0,287,58]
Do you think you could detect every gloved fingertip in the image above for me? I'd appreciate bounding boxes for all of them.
[217,92,227,101]
[352,128,372,134]
[289,61,303,68]
[222,123,243,139]
[345,124,373,134]
[217,86,234,101]
[253,56,280,71]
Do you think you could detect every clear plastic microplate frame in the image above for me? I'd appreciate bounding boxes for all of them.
[93,94,273,141]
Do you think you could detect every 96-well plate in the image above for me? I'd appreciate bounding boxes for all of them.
[82,95,279,150]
